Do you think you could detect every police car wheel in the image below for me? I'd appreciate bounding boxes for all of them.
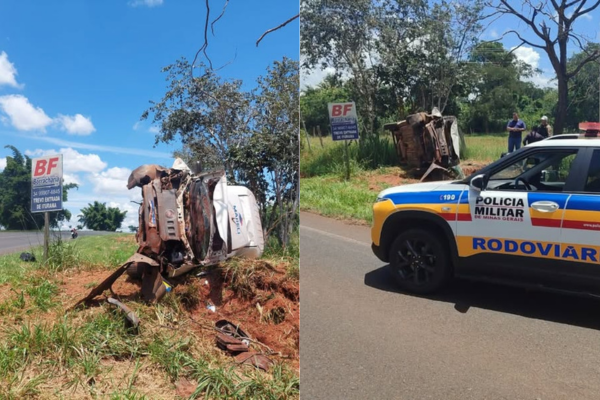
[388,229,450,294]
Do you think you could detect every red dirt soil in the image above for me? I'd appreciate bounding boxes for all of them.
[59,260,300,370]
[366,161,488,192]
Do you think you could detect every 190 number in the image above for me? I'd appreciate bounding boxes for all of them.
[440,194,456,201]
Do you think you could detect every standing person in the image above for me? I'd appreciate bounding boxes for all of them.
[538,115,553,138]
[506,112,526,152]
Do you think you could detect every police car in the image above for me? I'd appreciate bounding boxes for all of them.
[371,136,600,296]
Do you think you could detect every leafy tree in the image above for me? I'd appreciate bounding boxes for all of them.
[78,201,126,232]
[461,42,534,132]
[0,145,77,230]
[375,0,484,115]
[566,43,600,129]
[488,0,600,134]
[231,57,299,246]
[128,225,138,233]
[301,0,380,137]
[142,59,253,178]
[300,75,352,134]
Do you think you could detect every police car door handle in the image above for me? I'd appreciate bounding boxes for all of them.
[531,201,559,213]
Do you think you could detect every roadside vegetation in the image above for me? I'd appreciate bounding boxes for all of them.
[0,234,299,399]
[300,134,507,224]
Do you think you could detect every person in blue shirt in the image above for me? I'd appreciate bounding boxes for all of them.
[506,112,526,152]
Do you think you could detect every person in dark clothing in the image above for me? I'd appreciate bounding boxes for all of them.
[523,126,545,145]
[507,112,526,152]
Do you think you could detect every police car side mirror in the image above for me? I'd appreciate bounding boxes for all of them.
[470,174,487,192]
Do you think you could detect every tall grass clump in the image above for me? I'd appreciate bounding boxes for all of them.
[301,134,397,178]
[46,236,82,271]
[263,228,299,279]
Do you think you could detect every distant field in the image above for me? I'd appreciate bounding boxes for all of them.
[463,133,507,162]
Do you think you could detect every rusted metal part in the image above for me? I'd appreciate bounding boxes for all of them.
[156,187,180,242]
[214,319,273,371]
[141,182,162,256]
[140,263,167,303]
[107,297,140,328]
[216,332,249,352]
[70,254,158,309]
[234,352,274,371]
[127,164,165,189]
[188,178,213,261]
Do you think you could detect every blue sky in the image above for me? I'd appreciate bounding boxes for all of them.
[302,1,600,89]
[0,0,299,230]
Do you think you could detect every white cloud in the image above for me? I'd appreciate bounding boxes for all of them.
[0,52,21,88]
[18,135,175,159]
[63,173,80,185]
[129,0,163,7]
[149,125,160,133]
[0,157,5,171]
[133,121,142,130]
[88,167,133,197]
[0,94,53,131]
[301,66,338,89]
[510,46,557,88]
[488,29,498,39]
[512,46,540,69]
[108,200,140,230]
[581,13,592,20]
[25,147,107,174]
[56,113,96,135]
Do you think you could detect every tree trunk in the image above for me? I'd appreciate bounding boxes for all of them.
[556,75,568,135]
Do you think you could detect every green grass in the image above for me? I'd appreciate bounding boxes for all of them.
[301,175,377,224]
[463,133,507,162]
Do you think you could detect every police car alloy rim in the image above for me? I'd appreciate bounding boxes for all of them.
[394,239,436,285]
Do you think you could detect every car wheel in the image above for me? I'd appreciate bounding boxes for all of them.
[388,228,451,294]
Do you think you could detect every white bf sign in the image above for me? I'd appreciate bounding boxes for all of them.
[328,101,359,141]
[31,154,63,213]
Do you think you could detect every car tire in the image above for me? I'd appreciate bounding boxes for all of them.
[388,228,451,294]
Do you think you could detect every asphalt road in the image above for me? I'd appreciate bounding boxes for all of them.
[300,211,600,400]
[0,230,114,255]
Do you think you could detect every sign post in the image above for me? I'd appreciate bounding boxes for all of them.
[328,102,359,180]
[30,154,63,262]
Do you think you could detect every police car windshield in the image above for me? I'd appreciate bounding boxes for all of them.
[489,150,577,183]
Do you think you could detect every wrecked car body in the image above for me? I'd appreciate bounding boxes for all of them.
[383,108,465,181]
[74,158,265,306]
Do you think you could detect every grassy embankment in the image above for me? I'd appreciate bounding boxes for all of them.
[0,233,299,399]
[300,133,507,224]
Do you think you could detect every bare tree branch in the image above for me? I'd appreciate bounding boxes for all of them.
[211,0,229,35]
[192,0,213,75]
[256,14,299,47]
[566,49,600,78]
